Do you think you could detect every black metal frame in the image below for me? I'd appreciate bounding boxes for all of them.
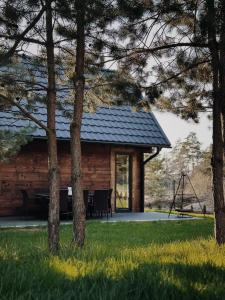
[168,172,204,217]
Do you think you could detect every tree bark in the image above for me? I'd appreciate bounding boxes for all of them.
[46,0,60,252]
[70,0,86,247]
[207,0,225,244]
[212,87,225,244]
[218,0,225,244]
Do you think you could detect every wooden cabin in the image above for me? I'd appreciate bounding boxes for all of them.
[0,104,170,216]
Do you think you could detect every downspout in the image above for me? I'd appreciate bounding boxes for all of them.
[140,147,162,212]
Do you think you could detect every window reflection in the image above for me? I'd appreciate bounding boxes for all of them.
[116,154,130,210]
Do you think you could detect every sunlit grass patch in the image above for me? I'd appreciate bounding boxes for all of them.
[49,256,99,279]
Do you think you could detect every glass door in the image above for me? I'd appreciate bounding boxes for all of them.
[115,154,131,211]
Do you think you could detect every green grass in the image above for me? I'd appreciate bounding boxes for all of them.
[1,219,225,299]
[146,208,214,219]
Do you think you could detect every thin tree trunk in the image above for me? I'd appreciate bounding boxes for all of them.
[70,0,86,247]
[207,0,225,244]
[46,0,60,252]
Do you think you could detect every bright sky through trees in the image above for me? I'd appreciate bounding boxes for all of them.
[154,110,212,149]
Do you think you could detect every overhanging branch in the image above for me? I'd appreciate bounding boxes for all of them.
[142,59,211,89]
[1,5,47,62]
[11,100,49,132]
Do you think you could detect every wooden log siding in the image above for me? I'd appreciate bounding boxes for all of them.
[0,139,146,216]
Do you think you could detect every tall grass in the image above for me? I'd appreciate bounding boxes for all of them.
[0,219,225,299]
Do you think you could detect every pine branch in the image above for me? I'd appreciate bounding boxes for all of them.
[0,34,46,46]
[87,42,209,66]
[1,4,48,62]
[127,42,209,56]
[0,76,47,90]
[0,16,18,29]
[11,99,49,132]
[143,59,211,88]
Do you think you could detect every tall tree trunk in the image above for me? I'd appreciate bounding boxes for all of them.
[70,0,86,247]
[46,0,60,252]
[213,87,225,244]
[218,0,225,244]
[207,0,225,244]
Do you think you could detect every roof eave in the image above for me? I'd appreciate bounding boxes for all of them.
[32,136,171,148]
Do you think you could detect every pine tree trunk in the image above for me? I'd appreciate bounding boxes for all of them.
[46,0,60,253]
[212,92,225,244]
[217,0,225,244]
[70,0,86,247]
[207,0,225,245]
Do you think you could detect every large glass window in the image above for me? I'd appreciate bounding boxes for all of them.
[115,154,130,210]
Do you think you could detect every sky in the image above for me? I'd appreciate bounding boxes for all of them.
[153,110,212,151]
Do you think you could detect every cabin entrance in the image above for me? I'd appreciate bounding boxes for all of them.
[115,154,132,211]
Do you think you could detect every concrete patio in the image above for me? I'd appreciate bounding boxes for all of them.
[0,212,200,228]
[102,212,200,222]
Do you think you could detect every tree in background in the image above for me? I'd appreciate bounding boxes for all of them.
[145,134,212,210]
[145,156,167,205]
[168,132,202,176]
[189,146,213,211]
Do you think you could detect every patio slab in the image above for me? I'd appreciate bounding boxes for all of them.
[102,212,200,222]
[0,216,71,228]
[0,212,200,228]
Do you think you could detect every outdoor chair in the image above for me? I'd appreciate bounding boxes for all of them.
[83,190,95,218]
[33,188,49,194]
[20,190,30,216]
[32,189,50,219]
[60,189,72,219]
[92,189,112,219]
[107,189,113,217]
[83,190,89,208]
[83,190,90,217]
[20,190,42,217]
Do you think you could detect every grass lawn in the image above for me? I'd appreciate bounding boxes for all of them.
[147,208,215,219]
[0,219,225,299]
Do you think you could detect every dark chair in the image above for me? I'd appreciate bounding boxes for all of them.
[83,190,90,217]
[83,190,95,218]
[20,190,30,216]
[33,188,49,218]
[60,189,72,219]
[92,189,112,219]
[83,190,89,208]
[33,188,49,194]
[107,189,113,217]
[20,190,42,217]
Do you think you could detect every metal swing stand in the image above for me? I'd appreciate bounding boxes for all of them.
[168,172,204,218]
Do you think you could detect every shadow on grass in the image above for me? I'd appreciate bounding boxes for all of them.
[0,254,225,300]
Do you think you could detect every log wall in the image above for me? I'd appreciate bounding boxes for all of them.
[0,139,146,216]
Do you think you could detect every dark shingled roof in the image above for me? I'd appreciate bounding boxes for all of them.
[0,102,171,148]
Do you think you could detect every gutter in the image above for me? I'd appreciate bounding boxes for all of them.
[140,147,162,212]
